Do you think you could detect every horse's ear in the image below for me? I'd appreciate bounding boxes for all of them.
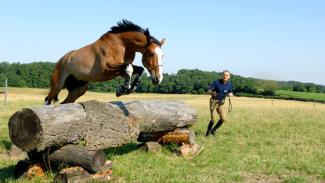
[144,28,151,44]
[160,38,166,46]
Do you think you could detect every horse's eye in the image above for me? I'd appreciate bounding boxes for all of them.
[149,52,155,56]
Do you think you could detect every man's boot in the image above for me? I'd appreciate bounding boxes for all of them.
[205,120,214,136]
[210,119,223,136]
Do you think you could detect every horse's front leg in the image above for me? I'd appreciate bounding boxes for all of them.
[116,64,133,97]
[130,65,144,91]
[116,64,144,97]
[123,64,133,90]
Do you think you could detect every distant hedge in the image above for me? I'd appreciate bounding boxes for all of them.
[1,62,325,96]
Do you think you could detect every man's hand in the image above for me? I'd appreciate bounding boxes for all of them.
[208,90,218,97]
[212,91,218,97]
[228,92,233,97]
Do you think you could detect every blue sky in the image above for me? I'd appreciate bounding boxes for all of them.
[0,1,324,85]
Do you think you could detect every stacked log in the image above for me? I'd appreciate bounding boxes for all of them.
[8,100,198,180]
[9,101,140,152]
[47,145,107,173]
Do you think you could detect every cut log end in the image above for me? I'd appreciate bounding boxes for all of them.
[138,128,196,145]
[139,142,162,153]
[179,144,204,157]
[47,145,107,173]
[14,160,45,179]
[53,162,112,183]
[92,150,107,172]
[9,109,42,151]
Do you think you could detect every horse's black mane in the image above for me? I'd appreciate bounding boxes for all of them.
[106,19,161,46]
[109,19,146,34]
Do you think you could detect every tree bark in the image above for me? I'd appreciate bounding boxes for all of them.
[9,101,139,152]
[9,100,197,152]
[9,103,86,152]
[121,100,197,132]
[47,144,106,173]
[139,142,162,153]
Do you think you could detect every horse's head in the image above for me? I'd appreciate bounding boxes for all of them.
[142,30,165,85]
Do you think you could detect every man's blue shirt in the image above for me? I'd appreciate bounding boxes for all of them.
[209,79,233,100]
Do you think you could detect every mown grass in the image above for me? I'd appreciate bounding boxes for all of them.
[276,90,325,101]
[0,87,324,182]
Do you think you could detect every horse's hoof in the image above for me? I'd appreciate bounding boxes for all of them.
[115,87,123,97]
[125,90,132,94]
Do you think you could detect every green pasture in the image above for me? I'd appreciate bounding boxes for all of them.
[275,90,325,102]
[0,88,324,183]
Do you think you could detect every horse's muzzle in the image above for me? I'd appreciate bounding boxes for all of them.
[152,77,160,85]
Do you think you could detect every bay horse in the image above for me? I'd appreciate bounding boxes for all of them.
[45,20,165,105]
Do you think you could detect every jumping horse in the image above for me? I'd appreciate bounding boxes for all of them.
[45,19,165,105]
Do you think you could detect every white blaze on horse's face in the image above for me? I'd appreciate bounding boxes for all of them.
[154,46,164,84]
[143,44,164,85]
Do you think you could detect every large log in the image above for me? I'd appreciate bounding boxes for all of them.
[9,104,87,152]
[8,101,139,152]
[8,100,197,152]
[47,145,107,173]
[122,100,197,132]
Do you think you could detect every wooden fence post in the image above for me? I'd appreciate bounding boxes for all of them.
[4,77,7,106]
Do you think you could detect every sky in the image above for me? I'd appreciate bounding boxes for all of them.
[0,0,324,85]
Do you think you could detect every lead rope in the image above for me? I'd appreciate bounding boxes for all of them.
[228,96,232,113]
[209,97,218,121]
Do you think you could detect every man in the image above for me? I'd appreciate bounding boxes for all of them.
[206,70,233,136]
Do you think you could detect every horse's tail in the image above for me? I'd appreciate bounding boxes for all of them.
[45,51,74,105]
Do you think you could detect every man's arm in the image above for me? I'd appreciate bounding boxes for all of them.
[208,80,218,97]
[208,90,219,97]
[228,82,234,97]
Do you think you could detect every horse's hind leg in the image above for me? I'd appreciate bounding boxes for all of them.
[61,84,88,104]
[59,75,88,104]
[45,68,68,105]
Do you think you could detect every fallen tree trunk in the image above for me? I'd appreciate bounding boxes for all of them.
[122,100,197,132]
[9,100,197,152]
[9,101,139,152]
[47,145,106,173]
[8,104,87,152]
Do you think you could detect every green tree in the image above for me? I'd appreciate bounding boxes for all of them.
[293,84,306,92]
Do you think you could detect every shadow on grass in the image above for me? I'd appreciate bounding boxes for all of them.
[1,140,12,150]
[0,165,15,182]
[104,143,139,159]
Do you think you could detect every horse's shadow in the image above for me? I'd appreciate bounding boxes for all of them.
[0,140,16,182]
[104,143,139,159]
[1,140,12,150]
[0,141,139,181]
[0,165,15,182]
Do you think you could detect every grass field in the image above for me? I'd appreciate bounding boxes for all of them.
[0,87,325,183]
[276,90,325,102]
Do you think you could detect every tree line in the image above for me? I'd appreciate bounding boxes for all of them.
[1,62,325,95]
